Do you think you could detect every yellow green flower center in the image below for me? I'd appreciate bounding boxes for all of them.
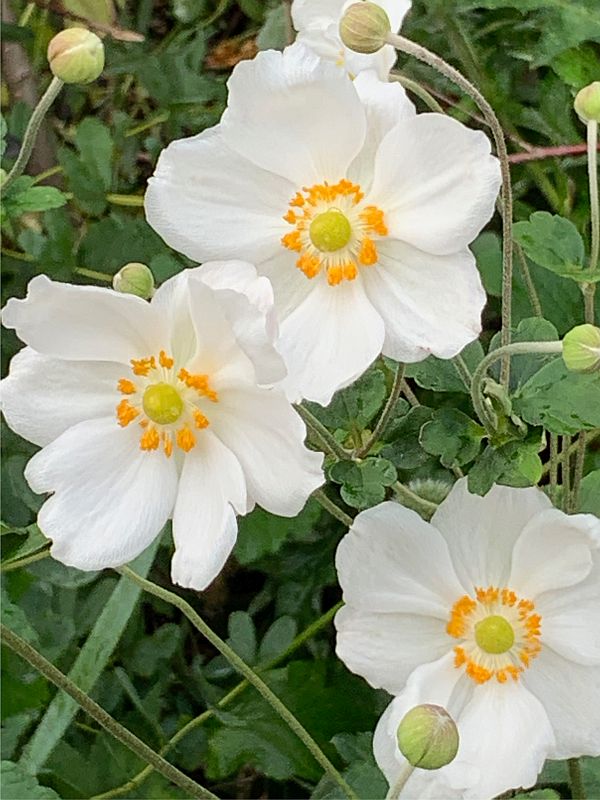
[474,615,515,654]
[309,209,352,252]
[142,383,184,425]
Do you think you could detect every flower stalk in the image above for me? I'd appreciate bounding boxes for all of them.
[356,363,405,457]
[385,32,514,387]
[3,77,63,193]
[0,623,218,800]
[386,763,415,799]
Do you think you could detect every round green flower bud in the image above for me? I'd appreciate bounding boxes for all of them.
[397,704,459,770]
[574,82,600,124]
[339,2,391,55]
[47,28,105,85]
[113,262,155,300]
[562,324,600,373]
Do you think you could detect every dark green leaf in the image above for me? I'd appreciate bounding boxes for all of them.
[0,761,61,799]
[514,213,598,283]
[420,409,485,468]
[330,458,397,510]
[381,406,433,469]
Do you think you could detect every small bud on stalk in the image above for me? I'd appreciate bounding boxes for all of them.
[113,262,155,300]
[47,28,105,85]
[562,324,600,373]
[339,2,391,55]
[574,82,600,125]
[396,704,459,770]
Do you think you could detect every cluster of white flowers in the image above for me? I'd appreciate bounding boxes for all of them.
[2,1,598,797]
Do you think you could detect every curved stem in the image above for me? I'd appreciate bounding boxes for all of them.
[389,73,444,112]
[451,353,473,390]
[295,404,352,461]
[386,763,415,799]
[1,546,50,572]
[470,341,563,434]
[386,33,514,388]
[393,481,438,518]
[93,601,344,799]
[117,567,357,800]
[515,243,543,317]
[357,364,405,457]
[3,76,63,193]
[0,624,217,800]
[313,487,353,527]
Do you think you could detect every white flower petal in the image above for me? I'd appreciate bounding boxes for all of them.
[369,113,501,255]
[336,501,464,618]
[221,43,366,185]
[291,0,345,30]
[25,417,177,570]
[453,681,555,800]
[276,278,384,405]
[523,647,600,759]
[145,126,292,264]
[2,275,165,363]
[431,479,552,592]
[362,243,485,362]
[335,604,449,694]
[535,547,600,665]
[171,430,247,590]
[210,385,324,516]
[510,509,600,597]
[373,653,474,795]
[259,250,315,321]
[1,347,122,447]
[349,70,416,189]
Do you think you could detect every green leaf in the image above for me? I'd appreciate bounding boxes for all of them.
[330,458,397,510]
[308,366,388,431]
[235,499,321,565]
[18,540,159,773]
[551,43,600,89]
[257,5,288,50]
[514,212,598,283]
[312,732,387,799]
[381,406,433,469]
[1,761,61,799]
[513,791,560,800]
[257,616,297,663]
[514,358,600,434]
[404,341,483,393]
[227,611,257,664]
[58,118,114,216]
[579,471,600,516]
[1,524,49,568]
[1,587,39,645]
[1,177,67,219]
[488,317,560,390]
[420,409,485,468]
[127,622,182,677]
[468,439,544,495]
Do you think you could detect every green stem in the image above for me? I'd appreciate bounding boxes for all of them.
[386,32,514,388]
[3,77,64,193]
[401,380,420,407]
[389,73,444,112]
[0,624,218,800]
[1,547,50,573]
[562,435,572,513]
[92,601,343,800]
[571,432,587,512]
[295,404,352,461]
[588,120,599,276]
[74,267,113,282]
[106,193,145,207]
[582,282,596,325]
[452,353,473,390]
[393,481,438,518]
[117,568,358,800]
[568,757,587,800]
[542,430,600,478]
[549,433,559,504]
[313,487,353,527]
[386,763,415,800]
[356,364,405,457]
[470,341,563,434]
[515,243,543,317]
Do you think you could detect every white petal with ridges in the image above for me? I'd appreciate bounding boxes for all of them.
[1,347,122,447]
[2,275,165,363]
[171,430,247,590]
[25,417,177,570]
[336,501,464,617]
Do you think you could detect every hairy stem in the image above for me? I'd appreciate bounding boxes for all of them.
[386,32,513,387]
[3,76,63,192]
[313,487,353,527]
[295,404,352,461]
[386,763,415,800]
[0,624,217,800]
[357,364,405,457]
[393,481,438,518]
[117,568,357,800]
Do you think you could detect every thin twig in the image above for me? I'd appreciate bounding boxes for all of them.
[295,405,352,461]
[313,488,353,527]
[356,364,405,457]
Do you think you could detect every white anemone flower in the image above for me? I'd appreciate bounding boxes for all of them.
[1,264,324,590]
[291,0,411,79]
[335,479,600,799]
[145,44,501,405]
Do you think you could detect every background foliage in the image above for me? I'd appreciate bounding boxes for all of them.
[1,0,600,797]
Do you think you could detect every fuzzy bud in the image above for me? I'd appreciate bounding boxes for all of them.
[339,2,391,55]
[562,324,600,373]
[396,704,459,770]
[47,28,105,85]
[574,82,600,124]
[113,262,155,300]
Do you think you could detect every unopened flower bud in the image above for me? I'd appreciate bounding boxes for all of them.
[113,262,155,299]
[339,2,391,55]
[574,82,600,124]
[396,704,459,770]
[562,324,600,373]
[47,28,104,85]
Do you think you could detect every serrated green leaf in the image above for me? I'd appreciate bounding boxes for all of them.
[468,439,544,495]
[514,213,598,283]
[308,367,387,431]
[404,341,483,393]
[514,358,600,434]
[330,458,396,510]
[420,409,485,468]
[1,761,61,799]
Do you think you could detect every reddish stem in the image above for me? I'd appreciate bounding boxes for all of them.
[509,143,597,164]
